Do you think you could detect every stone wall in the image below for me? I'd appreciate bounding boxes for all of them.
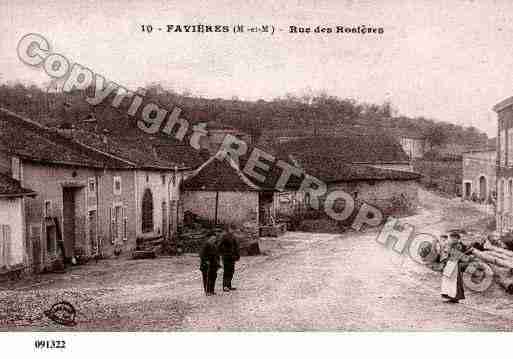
[182,190,259,227]
[328,179,419,215]
[462,151,496,201]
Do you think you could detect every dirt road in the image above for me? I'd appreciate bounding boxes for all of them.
[2,190,513,331]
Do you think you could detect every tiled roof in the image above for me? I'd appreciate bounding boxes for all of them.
[0,108,205,170]
[153,144,209,169]
[0,173,35,197]
[295,154,421,183]
[0,109,132,169]
[75,132,207,170]
[275,134,410,165]
[182,154,261,192]
[182,148,419,193]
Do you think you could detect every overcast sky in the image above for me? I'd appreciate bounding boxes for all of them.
[2,0,513,136]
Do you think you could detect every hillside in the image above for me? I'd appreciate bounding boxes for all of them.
[0,82,489,149]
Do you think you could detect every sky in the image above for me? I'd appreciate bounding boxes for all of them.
[2,0,513,137]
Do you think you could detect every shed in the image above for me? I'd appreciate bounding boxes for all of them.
[181,153,275,228]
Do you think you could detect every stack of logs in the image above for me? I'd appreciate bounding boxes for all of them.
[472,244,513,294]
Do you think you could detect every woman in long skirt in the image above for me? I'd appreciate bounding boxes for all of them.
[440,234,471,303]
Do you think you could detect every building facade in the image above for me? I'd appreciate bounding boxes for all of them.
[0,109,201,273]
[0,173,35,277]
[494,97,513,234]
[461,149,496,202]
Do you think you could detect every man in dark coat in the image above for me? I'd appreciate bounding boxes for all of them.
[199,235,221,295]
[218,228,240,291]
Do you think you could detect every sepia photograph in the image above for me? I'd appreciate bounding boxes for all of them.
[1,0,513,356]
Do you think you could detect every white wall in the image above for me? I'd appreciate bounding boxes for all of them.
[135,170,184,236]
[0,197,24,267]
[182,190,259,227]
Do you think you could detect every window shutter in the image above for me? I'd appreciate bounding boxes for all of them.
[0,226,4,267]
[123,206,127,240]
[4,225,11,267]
[109,207,112,243]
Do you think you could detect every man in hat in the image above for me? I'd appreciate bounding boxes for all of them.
[218,226,241,292]
[199,234,221,295]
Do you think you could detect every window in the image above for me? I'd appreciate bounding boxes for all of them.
[113,176,122,195]
[11,157,20,180]
[113,205,122,239]
[44,200,52,218]
[0,225,11,268]
[142,188,154,233]
[509,131,513,167]
[304,192,311,209]
[161,174,166,186]
[88,178,96,194]
[509,180,513,214]
[46,225,56,255]
[500,130,506,167]
[500,179,505,213]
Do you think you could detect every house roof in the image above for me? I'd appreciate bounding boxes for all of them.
[74,131,206,170]
[275,135,410,165]
[0,173,36,198]
[0,109,132,169]
[462,147,496,154]
[295,154,421,183]
[205,121,242,132]
[153,144,208,169]
[493,96,513,113]
[181,154,262,192]
[0,108,205,170]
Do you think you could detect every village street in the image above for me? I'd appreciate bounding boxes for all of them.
[1,189,513,331]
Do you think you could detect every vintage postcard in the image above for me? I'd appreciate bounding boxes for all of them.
[0,0,512,356]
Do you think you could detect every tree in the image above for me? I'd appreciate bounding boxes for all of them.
[426,123,448,147]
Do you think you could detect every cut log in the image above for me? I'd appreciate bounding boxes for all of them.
[488,263,511,276]
[484,250,513,262]
[131,250,157,260]
[472,250,513,274]
[495,272,513,294]
[486,245,513,259]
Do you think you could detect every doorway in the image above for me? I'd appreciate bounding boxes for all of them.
[62,187,79,259]
[479,176,487,202]
[162,201,168,239]
[464,182,471,199]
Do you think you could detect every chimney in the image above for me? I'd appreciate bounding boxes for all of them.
[102,128,109,146]
[56,122,74,139]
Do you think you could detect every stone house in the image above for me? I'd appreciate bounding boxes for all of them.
[0,173,36,277]
[461,149,496,202]
[397,134,429,160]
[0,109,204,273]
[493,96,513,234]
[274,135,420,214]
[289,155,421,214]
[274,135,413,172]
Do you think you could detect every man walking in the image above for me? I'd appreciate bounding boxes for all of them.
[219,226,240,292]
[199,234,221,296]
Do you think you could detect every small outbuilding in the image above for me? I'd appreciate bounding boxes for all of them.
[0,173,36,277]
[181,154,271,228]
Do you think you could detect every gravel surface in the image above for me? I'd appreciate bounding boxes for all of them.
[1,189,513,331]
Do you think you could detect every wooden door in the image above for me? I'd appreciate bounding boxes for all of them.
[62,187,76,257]
[162,201,168,239]
[88,210,97,254]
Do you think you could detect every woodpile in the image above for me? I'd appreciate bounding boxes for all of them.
[178,212,260,255]
[131,234,164,259]
[237,222,260,256]
[472,244,513,294]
